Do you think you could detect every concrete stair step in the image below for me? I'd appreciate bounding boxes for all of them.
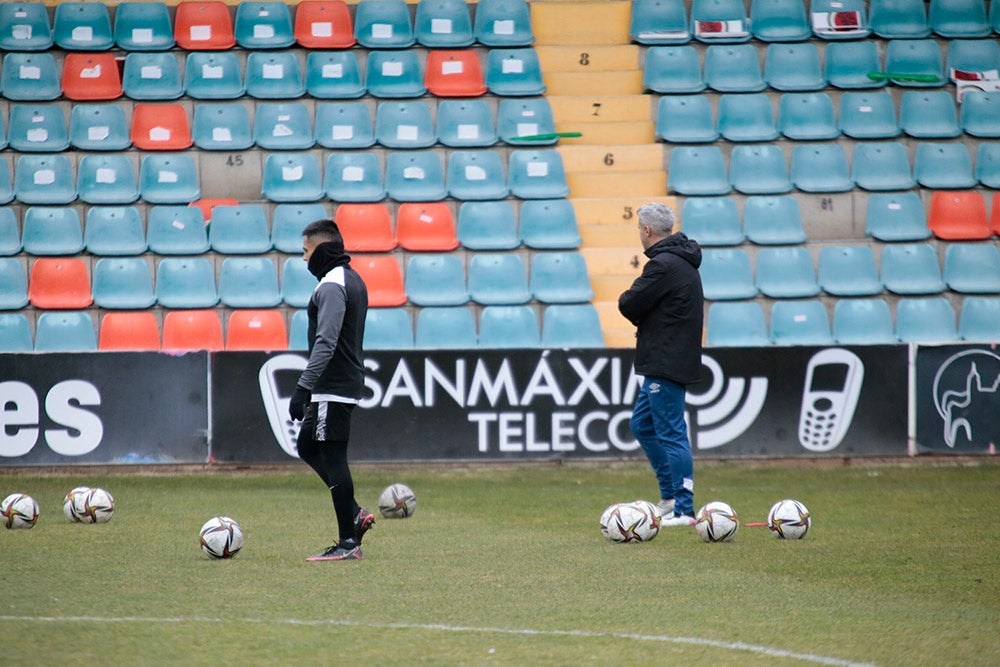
[547,95,654,123]
[536,45,640,72]
[558,143,665,172]
[568,169,666,197]
[531,1,632,46]
[544,70,644,96]
[571,196,677,227]
[555,120,655,144]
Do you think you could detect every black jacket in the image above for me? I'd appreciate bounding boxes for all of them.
[618,233,704,385]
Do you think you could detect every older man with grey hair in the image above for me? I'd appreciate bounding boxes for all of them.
[618,202,704,525]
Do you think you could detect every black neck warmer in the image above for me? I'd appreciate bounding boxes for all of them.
[307,241,352,279]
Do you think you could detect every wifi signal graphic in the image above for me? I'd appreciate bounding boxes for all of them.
[686,355,768,450]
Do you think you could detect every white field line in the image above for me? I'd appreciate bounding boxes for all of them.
[0,614,873,666]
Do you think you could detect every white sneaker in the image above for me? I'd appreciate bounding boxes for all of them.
[660,514,696,527]
[655,499,675,518]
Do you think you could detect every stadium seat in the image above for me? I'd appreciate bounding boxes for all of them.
[851,142,915,191]
[353,255,407,307]
[519,199,581,249]
[0,258,29,310]
[457,200,520,250]
[0,209,21,256]
[959,297,1000,341]
[960,91,1000,138]
[930,0,990,37]
[630,0,691,44]
[396,202,459,251]
[8,105,69,153]
[0,314,33,352]
[324,152,385,202]
[386,151,447,202]
[944,243,1000,293]
[881,243,946,294]
[406,254,468,306]
[479,305,540,348]
[69,104,131,151]
[294,1,356,49]
[446,150,508,200]
[415,0,474,48]
[790,144,853,192]
[838,92,901,138]
[832,298,896,344]
[375,101,437,149]
[642,46,706,93]
[927,191,991,240]
[810,0,870,39]
[114,1,175,51]
[679,197,743,246]
[314,102,375,149]
[896,297,959,342]
[139,154,200,204]
[189,198,237,224]
[92,257,155,309]
[865,192,930,242]
[755,246,820,298]
[226,310,288,351]
[246,51,305,99]
[729,144,792,195]
[354,0,414,48]
[155,257,218,308]
[438,99,498,147]
[84,206,146,256]
[364,307,414,349]
[28,257,92,309]
[21,207,84,256]
[305,51,365,99]
[498,98,558,145]
[193,103,254,151]
[989,0,1000,33]
[61,53,122,101]
[818,245,883,296]
[366,50,426,98]
[764,43,826,91]
[656,95,718,143]
[53,2,113,50]
[335,203,397,252]
[234,1,294,49]
[742,195,806,244]
[541,304,605,347]
[425,50,487,97]
[705,301,769,346]
[899,91,961,138]
[14,154,76,205]
[770,300,834,345]
[130,104,192,150]
[946,37,1000,80]
[99,312,161,351]
[704,44,766,91]
[76,154,139,205]
[750,0,811,42]
[870,0,930,38]
[184,51,244,100]
[691,0,751,42]
[34,311,97,352]
[0,53,60,101]
[993,192,1000,236]
[0,161,13,205]
[415,307,477,348]
[174,1,235,50]
[284,306,305,349]
[824,40,885,89]
[700,249,758,300]
[485,48,546,96]
[777,92,839,140]
[208,205,271,254]
[262,153,324,203]
[718,93,779,142]
[507,150,569,199]
[0,2,53,51]
[884,39,944,87]
[669,146,731,196]
[121,52,184,100]
[219,257,281,308]
[530,251,593,303]
[976,144,1000,188]
[161,310,224,350]
[914,142,976,189]
[475,0,534,46]
[253,102,315,150]
[271,203,330,253]
[146,205,209,255]
[468,253,530,305]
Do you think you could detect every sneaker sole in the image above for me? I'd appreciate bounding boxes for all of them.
[306,551,362,562]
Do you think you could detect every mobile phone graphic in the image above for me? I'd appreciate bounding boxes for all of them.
[798,349,864,452]
[258,354,307,458]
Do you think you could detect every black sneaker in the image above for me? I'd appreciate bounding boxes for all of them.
[306,541,362,562]
[355,507,375,544]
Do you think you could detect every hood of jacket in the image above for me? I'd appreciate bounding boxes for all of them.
[644,232,702,270]
[307,240,352,279]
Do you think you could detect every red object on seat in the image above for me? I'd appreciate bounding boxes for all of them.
[226,309,288,350]
[353,255,407,307]
[294,1,356,48]
[396,202,459,251]
[425,50,487,97]
[928,191,992,240]
[174,1,235,50]
[28,258,93,309]
[335,203,397,252]
[130,104,193,150]
[190,198,239,223]
[162,310,224,351]
[62,53,123,101]
[99,312,161,350]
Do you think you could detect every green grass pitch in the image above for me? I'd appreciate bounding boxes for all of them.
[2,461,998,666]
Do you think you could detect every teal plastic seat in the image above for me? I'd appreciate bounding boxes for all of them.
[706,302,769,346]
[881,243,946,294]
[113,1,175,51]
[865,192,930,242]
[992,0,1000,34]
[679,197,743,246]
[0,111,7,151]
[354,0,415,48]
[262,153,323,203]
[139,154,200,204]
[121,52,184,100]
[770,300,834,345]
[832,298,895,344]
[743,195,806,244]
[691,0,751,43]
[1,53,61,101]
[824,40,885,89]
[704,44,766,92]
[507,150,569,199]
[77,154,139,205]
[324,152,385,202]
[0,259,29,310]
[479,306,541,348]
[22,207,83,256]
[960,91,1000,137]
[0,209,21,256]
[914,142,975,189]
[656,95,718,143]
[468,253,530,305]
[280,257,315,308]
[870,0,930,38]
[498,98,557,145]
[778,92,840,140]
[415,0,474,47]
[643,45,706,93]
[386,151,446,202]
[209,204,272,254]
[899,91,960,138]
[530,251,594,303]
[14,154,76,205]
[475,0,534,46]
[364,308,414,349]
[486,48,546,96]
[289,309,308,351]
[406,255,468,306]
[92,257,155,309]
[184,52,244,100]
[700,248,758,300]
[718,93,779,142]
[415,307,477,348]
[896,297,958,342]
[519,199,581,249]
[756,246,820,298]
[193,103,253,151]
[146,205,209,255]
[84,206,146,256]
[959,297,1000,341]
[884,39,944,87]
[34,311,97,352]
[69,104,131,151]
[0,314,33,351]
[630,0,690,44]
[8,105,69,152]
[819,246,882,296]
[851,142,915,191]
[457,200,519,250]
[447,150,508,200]
[305,51,366,99]
[790,143,853,192]
[669,146,731,195]
[375,101,437,149]
[235,1,294,48]
[541,304,605,347]
[219,257,282,308]
[314,102,375,149]
[750,0,811,42]
[0,3,53,51]
[810,0,870,40]
[944,244,1000,293]
[729,144,792,194]
[930,0,989,37]
[0,160,14,205]
[155,257,218,308]
[438,99,497,147]
[253,102,315,150]
[271,204,330,253]
[366,50,426,98]
[764,42,826,90]
[838,91,900,138]
[246,51,305,99]
[946,37,1000,79]
[976,144,1000,188]
[53,2,113,50]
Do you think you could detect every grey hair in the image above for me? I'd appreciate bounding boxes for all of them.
[637,202,675,235]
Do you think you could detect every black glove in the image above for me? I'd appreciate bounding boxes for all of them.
[289,386,310,422]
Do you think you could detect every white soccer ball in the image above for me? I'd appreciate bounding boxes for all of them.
[600,502,659,543]
[378,483,416,518]
[695,501,739,543]
[62,486,92,521]
[767,499,811,539]
[199,516,244,559]
[64,487,114,524]
[1,493,39,530]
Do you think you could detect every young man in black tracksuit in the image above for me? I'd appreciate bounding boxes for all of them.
[289,219,374,561]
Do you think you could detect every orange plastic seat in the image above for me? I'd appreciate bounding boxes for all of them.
[99,312,161,351]
[28,258,93,309]
[226,309,288,350]
[130,104,193,150]
[335,203,397,252]
[62,53,123,101]
[928,191,992,240]
[396,202,459,251]
[424,50,487,97]
[190,198,239,223]
[294,0,356,48]
[353,255,407,307]
[992,192,1000,236]
[174,1,235,50]
[162,310,224,351]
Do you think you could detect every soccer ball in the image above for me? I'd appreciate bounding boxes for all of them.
[767,499,811,539]
[1,493,39,529]
[378,483,416,518]
[600,502,659,543]
[695,501,739,543]
[63,487,115,524]
[199,516,244,559]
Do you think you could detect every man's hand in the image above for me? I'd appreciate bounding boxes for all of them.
[289,386,310,422]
